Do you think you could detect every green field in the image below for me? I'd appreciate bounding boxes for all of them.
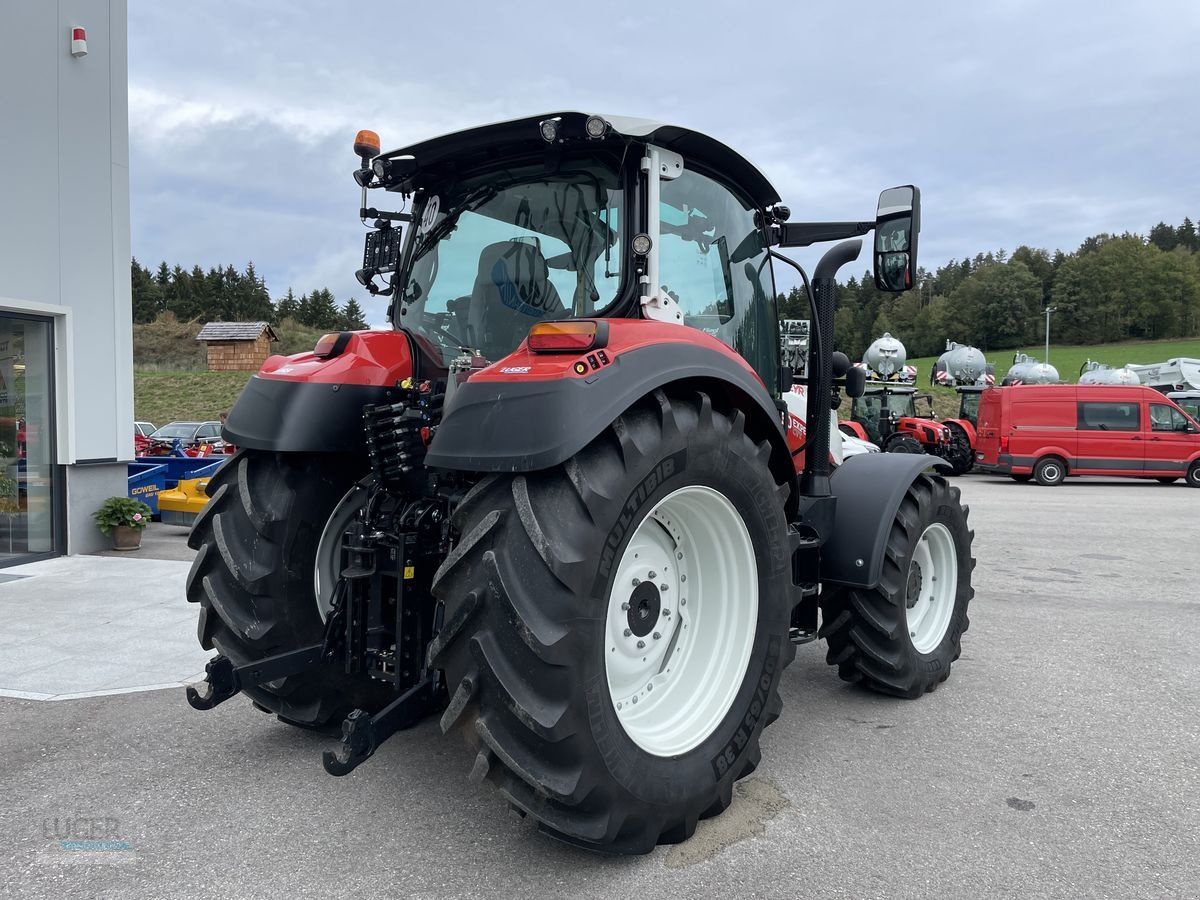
[134,370,252,428]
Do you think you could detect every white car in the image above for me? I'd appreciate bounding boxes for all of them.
[840,432,880,457]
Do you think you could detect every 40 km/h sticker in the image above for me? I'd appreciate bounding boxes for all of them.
[419,196,440,234]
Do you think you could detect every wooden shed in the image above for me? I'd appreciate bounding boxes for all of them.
[195,321,279,371]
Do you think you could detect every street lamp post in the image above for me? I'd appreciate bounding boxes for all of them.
[1044,306,1057,364]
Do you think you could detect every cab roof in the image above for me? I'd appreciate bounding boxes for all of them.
[379,111,782,208]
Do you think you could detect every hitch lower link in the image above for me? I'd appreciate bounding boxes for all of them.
[186,648,440,777]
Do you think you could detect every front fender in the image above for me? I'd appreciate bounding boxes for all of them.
[822,452,950,589]
[943,417,977,446]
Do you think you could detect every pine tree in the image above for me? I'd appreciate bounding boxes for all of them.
[340,298,368,330]
[276,287,301,321]
[130,258,162,323]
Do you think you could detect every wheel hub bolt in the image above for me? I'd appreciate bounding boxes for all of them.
[648,571,657,579]
[663,609,671,617]
[632,696,638,704]
[637,640,645,649]
[660,584,669,592]
[647,684,653,692]
[621,601,630,611]
[653,632,661,640]
[680,574,686,582]
[681,598,687,606]
[677,552,683,560]
[623,628,632,637]
[632,578,640,586]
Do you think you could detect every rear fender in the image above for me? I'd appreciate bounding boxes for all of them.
[822,453,951,589]
[222,330,417,454]
[839,420,870,442]
[425,321,797,509]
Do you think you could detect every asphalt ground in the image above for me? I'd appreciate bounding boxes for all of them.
[2,475,1197,899]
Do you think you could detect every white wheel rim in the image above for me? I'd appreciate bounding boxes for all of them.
[313,483,368,622]
[905,522,957,654]
[604,485,758,757]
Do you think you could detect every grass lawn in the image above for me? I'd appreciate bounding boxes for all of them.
[134,370,253,427]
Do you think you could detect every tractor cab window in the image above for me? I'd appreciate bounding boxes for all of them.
[658,168,777,392]
[399,157,624,364]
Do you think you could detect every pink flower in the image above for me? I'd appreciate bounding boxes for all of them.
[132,513,143,522]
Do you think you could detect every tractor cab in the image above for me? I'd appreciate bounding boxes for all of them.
[956,384,986,427]
[353,113,780,392]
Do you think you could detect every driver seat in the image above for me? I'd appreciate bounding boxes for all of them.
[467,240,564,358]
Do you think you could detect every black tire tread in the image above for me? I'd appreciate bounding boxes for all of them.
[429,390,794,853]
[818,474,974,698]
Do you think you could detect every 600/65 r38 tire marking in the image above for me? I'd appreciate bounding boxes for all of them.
[428,390,798,854]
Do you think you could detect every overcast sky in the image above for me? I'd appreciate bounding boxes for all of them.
[128,1,1200,323]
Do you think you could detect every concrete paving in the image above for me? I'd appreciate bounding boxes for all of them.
[0,552,207,700]
[1,475,1197,898]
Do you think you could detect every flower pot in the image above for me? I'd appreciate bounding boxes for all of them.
[111,525,142,551]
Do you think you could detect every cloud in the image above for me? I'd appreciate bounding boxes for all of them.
[127,1,1200,323]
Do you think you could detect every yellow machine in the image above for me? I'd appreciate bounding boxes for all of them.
[157,476,212,527]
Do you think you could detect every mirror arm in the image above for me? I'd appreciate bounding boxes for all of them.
[774,221,873,248]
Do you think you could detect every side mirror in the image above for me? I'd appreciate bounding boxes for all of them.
[845,366,866,399]
[874,185,920,292]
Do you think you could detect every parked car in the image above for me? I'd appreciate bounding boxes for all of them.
[134,421,156,438]
[974,384,1200,486]
[841,432,881,457]
[144,421,224,454]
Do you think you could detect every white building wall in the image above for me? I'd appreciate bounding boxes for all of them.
[0,0,132,554]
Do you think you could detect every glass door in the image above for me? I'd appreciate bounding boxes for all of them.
[0,314,57,563]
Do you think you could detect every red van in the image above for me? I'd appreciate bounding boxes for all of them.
[974,384,1200,486]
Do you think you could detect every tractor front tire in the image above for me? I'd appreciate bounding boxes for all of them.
[429,391,796,854]
[819,474,974,698]
[943,422,974,475]
[186,450,393,726]
[884,434,924,454]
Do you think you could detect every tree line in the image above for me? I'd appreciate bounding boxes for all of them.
[779,217,1200,360]
[130,259,369,331]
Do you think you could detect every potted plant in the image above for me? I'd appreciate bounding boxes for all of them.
[93,497,153,550]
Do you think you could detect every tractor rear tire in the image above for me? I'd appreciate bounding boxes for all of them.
[186,450,393,726]
[429,390,796,854]
[943,422,974,475]
[818,474,974,698]
[884,434,924,454]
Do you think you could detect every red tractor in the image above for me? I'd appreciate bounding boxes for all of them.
[185,113,975,854]
[840,335,972,473]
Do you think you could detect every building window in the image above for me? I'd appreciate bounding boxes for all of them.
[0,314,56,561]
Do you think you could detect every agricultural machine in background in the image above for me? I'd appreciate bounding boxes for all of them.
[842,334,973,473]
[1123,357,1200,393]
[930,340,997,473]
[1002,351,1060,385]
[780,319,810,378]
[1078,359,1140,385]
[184,113,975,854]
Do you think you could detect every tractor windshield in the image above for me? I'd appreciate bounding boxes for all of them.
[958,391,982,426]
[851,390,916,444]
[397,156,624,364]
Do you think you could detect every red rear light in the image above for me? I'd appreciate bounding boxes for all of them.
[313,332,351,359]
[1000,435,1010,453]
[527,320,607,353]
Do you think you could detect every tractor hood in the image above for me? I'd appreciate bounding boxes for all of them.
[376,111,782,208]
